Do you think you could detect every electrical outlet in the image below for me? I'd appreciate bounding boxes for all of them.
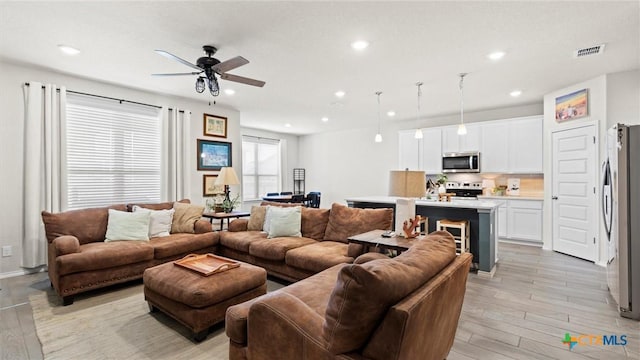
[2,246,11,257]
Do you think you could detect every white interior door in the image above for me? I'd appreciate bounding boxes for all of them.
[552,125,597,261]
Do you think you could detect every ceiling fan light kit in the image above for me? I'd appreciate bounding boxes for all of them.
[153,45,265,97]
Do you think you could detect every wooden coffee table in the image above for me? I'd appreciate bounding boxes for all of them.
[347,229,423,255]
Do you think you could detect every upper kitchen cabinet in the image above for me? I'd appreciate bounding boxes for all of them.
[481,121,509,173]
[507,116,543,173]
[398,130,422,170]
[442,123,481,154]
[421,127,442,174]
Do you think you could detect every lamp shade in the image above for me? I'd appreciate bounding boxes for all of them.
[389,170,426,198]
[215,167,240,186]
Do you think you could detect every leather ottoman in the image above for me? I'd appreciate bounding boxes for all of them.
[143,258,267,341]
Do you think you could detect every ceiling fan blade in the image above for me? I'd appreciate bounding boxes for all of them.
[152,72,202,76]
[212,56,249,73]
[220,73,266,87]
[154,50,202,71]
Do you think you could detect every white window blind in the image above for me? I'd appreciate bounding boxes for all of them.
[66,93,162,210]
[242,136,281,201]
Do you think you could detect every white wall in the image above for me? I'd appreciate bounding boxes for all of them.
[0,60,240,276]
[298,103,543,208]
[607,69,640,127]
[239,127,299,210]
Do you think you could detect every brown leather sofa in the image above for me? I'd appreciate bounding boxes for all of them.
[41,200,218,305]
[225,231,472,360]
[218,203,393,282]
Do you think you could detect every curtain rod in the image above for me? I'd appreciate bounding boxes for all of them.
[24,82,186,113]
[242,135,281,142]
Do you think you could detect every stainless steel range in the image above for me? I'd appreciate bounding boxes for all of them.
[445,182,483,198]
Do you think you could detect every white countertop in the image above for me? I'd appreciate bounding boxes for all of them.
[345,196,499,210]
[477,195,544,201]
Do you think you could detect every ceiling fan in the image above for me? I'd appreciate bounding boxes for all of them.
[152,45,265,96]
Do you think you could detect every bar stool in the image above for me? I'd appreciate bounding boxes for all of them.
[436,219,470,255]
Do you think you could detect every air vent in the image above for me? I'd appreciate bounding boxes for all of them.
[574,44,606,58]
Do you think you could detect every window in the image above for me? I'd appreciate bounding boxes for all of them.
[242,136,281,201]
[65,93,162,209]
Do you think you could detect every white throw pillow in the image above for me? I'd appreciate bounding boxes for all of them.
[268,211,302,238]
[105,209,151,242]
[132,206,175,238]
[264,206,302,238]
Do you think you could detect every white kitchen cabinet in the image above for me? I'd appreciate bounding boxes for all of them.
[506,199,543,242]
[421,127,442,174]
[441,124,481,154]
[496,200,508,238]
[481,122,509,173]
[398,130,422,170]
[508,117,543,173]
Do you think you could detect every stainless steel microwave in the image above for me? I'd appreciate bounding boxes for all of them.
[442,152,480,173]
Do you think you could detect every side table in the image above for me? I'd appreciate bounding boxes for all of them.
[347,229,422,255]
[202,211,250,230]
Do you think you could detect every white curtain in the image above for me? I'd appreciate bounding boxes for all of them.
[161,107,191,201]
[23,82,67,268]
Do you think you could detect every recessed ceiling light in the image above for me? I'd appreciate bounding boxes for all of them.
[284,123,292,128]
[387,111,396,117]
[335,90,346,98]
[351,40,369,51]
[224,89,235,95]
[58,44,80,55]
[487,51,505,60]
[321,117,329,122]
[510,90,522,97]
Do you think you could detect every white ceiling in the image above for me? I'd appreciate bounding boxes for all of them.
[1,1,638,135]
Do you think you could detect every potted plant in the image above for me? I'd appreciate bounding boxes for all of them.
[222,194,240,213]
[436,173,448,194]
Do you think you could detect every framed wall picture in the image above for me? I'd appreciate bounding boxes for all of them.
[203,175,225,196]
[555,88,588,122]
[197,139,232,171]
[203,113,228,138]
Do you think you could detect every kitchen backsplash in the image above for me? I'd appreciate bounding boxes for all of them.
[428,173,544,198]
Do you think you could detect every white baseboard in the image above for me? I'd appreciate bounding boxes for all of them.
[498,239,543,247]
[0,267,46,279]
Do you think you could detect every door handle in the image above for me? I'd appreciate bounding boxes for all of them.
[552,196,558,200]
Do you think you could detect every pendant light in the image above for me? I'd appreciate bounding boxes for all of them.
[374,91,383,143]
[457,73,468,135]
[414,82,424,139]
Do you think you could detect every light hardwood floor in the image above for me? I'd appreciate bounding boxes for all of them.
[1,242,638,359]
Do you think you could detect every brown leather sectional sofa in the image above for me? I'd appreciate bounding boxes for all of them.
[41,200,218,305]
[217,203,394,282]
[226,231,472,360]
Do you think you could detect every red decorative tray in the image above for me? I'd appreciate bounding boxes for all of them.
[174,253,240,276]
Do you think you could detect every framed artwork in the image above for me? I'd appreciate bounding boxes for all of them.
[203,175,225,196]
[203,113,228,138]
[555,88,588,122]
[197,139,232,171]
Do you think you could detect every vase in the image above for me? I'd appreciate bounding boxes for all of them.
[438,185,446,194]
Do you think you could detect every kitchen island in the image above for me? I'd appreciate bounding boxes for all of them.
[346,196,499,277]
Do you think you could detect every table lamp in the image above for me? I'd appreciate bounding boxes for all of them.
[388,170,426,198]
[215,167,240,204]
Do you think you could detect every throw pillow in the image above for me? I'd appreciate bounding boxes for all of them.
[267,207,302,238]
[263,206,301,235]
[104,209,151,242]
[247,205,267,231]
[132,205,175,238]
[171,202,204,234]
[323,203,393,243]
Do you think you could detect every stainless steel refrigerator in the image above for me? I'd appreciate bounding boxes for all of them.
[602,123,640,320]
